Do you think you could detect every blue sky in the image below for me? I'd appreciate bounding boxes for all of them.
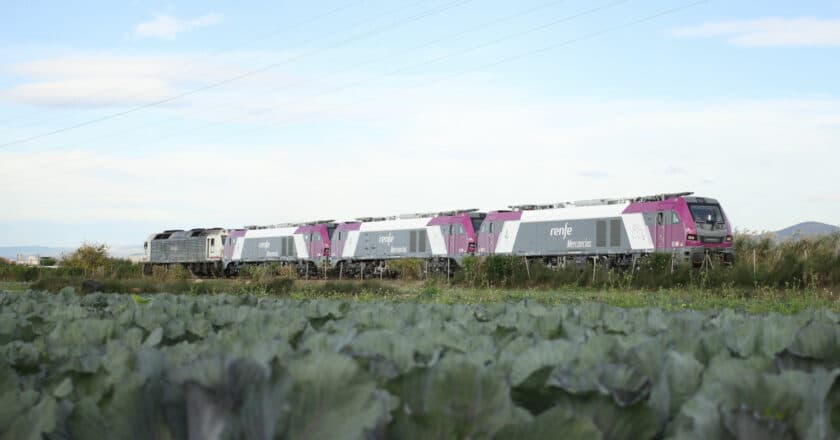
[1,0,839,247]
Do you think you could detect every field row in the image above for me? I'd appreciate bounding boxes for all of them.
[1,290,839,439]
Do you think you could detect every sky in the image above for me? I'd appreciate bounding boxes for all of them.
[1,0,839,247]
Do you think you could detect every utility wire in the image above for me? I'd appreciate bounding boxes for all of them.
[69,0,630,151]
[0,0,470,148]
[0,0,366,129]
[0,0,478,177]
[179,0,711,147]
[2,0,708,190]
[0,0,437,166]
[18,0,573,162]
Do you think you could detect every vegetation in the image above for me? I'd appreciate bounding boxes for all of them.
[38,257,57,266]
[0,233,837,314]
[456,232,840,290]
[0,291,838,439]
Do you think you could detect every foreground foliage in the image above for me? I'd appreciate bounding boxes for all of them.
[1,290,839,439]
[457,232,840,290]
[4,233,839,296]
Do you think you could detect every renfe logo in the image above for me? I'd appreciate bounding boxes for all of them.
[379,233,395,245]
[258,241,271,249]
[549,223,573,239]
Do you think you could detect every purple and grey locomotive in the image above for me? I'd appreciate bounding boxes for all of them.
[329,209,485,277]
[477,192,733,267]
[223,221,337,276]
[142,228,228,276]
[142,192,734,277]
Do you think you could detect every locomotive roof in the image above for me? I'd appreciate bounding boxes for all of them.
[356,209,481,222]
[244,220,336,230]
[152,228,225,240]
[509,192,694,211]
[683,196,720,205]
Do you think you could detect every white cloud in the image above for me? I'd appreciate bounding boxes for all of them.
[4,77,177,107]
[1,53,297,108]
[134,13,223,40]
[1,95,840,236]
[670,17,840,47]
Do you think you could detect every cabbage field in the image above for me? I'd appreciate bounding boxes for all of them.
[1,289,839,439]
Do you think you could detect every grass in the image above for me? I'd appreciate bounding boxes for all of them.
[0,282,29,293]
[286,281,840,314]
[3,230,839,315]
[3,277,837,314]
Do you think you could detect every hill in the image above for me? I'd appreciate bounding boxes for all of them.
[771,222,839,240]
[0,245,143,260]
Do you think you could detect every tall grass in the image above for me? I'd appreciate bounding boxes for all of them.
[3,232,838,294]
[455,233,840,290]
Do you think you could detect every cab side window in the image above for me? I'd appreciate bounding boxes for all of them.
[671,212,681,224]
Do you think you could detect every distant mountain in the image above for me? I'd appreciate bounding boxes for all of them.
[0,246,75,260]
[771,222,839,240]
[0,245,143,260]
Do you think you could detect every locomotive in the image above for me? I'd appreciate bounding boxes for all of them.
[477,192,733,268]
[141,192,734,276]
[329,209,486,278]
[224,221,336,276]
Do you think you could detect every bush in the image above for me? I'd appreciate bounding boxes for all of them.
[151,265,191,282]
[263,278,295,295]
[61,243,110,276]
[242,263,298,282]
[451,232,840,292]
[308,280,398,296]
[460,256,530,288]
[0,264,41,282]
[387,259,424,280]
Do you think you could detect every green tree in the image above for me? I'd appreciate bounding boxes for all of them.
[61,243,110,277]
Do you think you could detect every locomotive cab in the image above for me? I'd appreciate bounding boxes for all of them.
[680,196,734,265]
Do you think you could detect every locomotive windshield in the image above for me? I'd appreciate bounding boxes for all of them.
[471,218,483,234]
[688,203,725,230]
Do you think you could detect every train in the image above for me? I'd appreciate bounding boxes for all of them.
[141,192,734,277]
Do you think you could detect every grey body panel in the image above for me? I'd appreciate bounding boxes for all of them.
[237,236,297,262]
[510,218,631,256]
[149,238,208,263]
[353,229,432,260]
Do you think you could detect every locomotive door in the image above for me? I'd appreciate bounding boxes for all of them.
[655,212,666,250]
[307,231,325,261]
[487,222,496,255]
[443,225,454,255]
[306,232,316,261]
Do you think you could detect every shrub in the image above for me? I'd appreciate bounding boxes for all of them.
[243,263,298,282]
[388,258,425,280]
[60,243,110,276]
[151,265,191,282]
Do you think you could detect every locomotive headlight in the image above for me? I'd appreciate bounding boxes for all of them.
[686,234,697,241]
[725,235,733,242]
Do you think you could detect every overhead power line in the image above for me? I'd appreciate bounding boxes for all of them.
[0,0,472,148]
[1,0,709,191]
[19,0,575,161]
[172,0,712,147]
[0,0,366,129]
[66,0,632,150]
